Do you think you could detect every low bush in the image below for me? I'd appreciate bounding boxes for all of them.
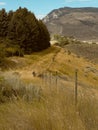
[0,74,42,103]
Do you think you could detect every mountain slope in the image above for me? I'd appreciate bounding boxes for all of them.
[43,7,98,41]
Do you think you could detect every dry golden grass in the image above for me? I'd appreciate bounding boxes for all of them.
[5,45,98,87]
[0,83,98,130]
[0,45,98,130]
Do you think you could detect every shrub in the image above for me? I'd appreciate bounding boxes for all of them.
[0,74,42,103]
[5,47,24,57]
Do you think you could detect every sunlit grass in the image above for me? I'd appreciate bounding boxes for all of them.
[0,45,98,130]
[0,83,98,130]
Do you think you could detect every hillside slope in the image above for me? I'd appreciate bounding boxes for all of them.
[0,45,98,130]
[43,7,98,41]
[65,43,98,63]
[1,45,98,89]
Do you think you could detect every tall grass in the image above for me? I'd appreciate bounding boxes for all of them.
[0,72,98,130]
[0,72,41,103]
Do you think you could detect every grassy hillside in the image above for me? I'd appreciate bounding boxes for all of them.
[65,43,98,63]
[0,45,98,130]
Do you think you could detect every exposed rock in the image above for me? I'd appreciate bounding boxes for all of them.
[43,7,98,42]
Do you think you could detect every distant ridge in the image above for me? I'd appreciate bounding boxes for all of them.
[43,7,98,42]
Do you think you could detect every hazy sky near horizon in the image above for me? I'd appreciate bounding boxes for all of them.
[0,0,98,18]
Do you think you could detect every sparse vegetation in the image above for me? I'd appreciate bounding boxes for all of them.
[65,43,98,63]
[53,34,74,46]
[44,7,98,41]
[0,45,98,130]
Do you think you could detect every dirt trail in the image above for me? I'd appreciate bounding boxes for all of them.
[1,46,98,102]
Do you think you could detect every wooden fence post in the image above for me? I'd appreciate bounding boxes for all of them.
[75,69,78,106]
[55,71,58,93]
[49,72,52,91]
[44,72,47,86]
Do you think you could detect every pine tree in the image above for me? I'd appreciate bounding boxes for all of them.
[0,9,8,37]
[6,7,50,53]
[38,20,50,50]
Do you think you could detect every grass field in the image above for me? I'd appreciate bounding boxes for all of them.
[0,45,98,130]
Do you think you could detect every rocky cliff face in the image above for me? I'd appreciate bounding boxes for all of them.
[43,7,98,41]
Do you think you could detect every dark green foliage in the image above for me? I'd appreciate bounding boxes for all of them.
[7,10,14,22]
[0,43,6,65]
[0,7,50,55]
[0,9,8,37]
[7,7,50,53]
[38,20,50,50]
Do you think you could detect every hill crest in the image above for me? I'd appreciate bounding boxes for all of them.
[43,7,98,42]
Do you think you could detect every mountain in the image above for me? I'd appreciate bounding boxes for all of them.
[43,7,98,41]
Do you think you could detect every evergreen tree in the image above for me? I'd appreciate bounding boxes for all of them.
[0,7,50,54]
[7,10,14,24]
[0,9,8,37]
[38,20,50,50]
[8,8,43,53]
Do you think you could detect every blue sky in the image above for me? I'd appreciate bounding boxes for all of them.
[0,0,98,18]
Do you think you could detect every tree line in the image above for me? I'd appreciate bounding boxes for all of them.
[0,7,50,58]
